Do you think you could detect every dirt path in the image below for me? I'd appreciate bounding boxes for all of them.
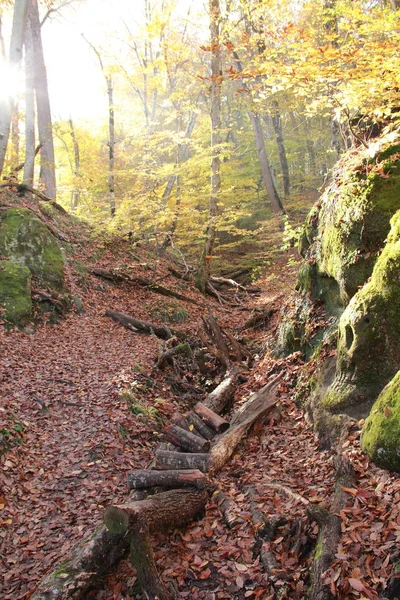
[1,252,398,600]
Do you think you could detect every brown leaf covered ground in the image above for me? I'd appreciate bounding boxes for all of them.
[0,239,399,600]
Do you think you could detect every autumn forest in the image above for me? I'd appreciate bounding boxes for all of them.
[0,0,400,599]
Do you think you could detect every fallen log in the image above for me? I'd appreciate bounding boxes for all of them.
[308,454,355,600]
[203,368,243,414]
[155,449,209,472]
[193,402,230,433]
[209,376,281,473]
[127,469,206,491]
[186,411,215,441]
[105,310,185,340]
[93,268,200,305]
[242,307,275,330]
[30,524,128,599]
[163,424,211,453]
[105,488,208,600]
[213,489,243,529]
[157,342,192,369]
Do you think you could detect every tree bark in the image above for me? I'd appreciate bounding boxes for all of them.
[250,112,285,214]
[186,411,216,440]
[30,523,129,600]
[107,74,115,217]
[271,100,290,196]
[154,449,209,472]
[127,469,206,491]
[105,488,208,600]
[163,423,211,453]
[68,118,80,209]
[105,309,186,340]
[0,0,29,176]
[193,401,230,433]
[308,455,355,600]
[209,376,280,473]
[30,0,56,199]
[203,368,242,413]
[196,0,222,293]
[23,11,35,186]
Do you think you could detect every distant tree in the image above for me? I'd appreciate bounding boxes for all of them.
[196,0,222,293]
[0,0,29,176]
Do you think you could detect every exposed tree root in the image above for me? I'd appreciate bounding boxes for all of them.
[307,453,355,600]
[105,310,186,340]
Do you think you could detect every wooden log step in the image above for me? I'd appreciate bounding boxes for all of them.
[193,401,230,433]
[155,450,209,472]
[186,411,215,440]
[127,469,206,491]
[163,424,210,453]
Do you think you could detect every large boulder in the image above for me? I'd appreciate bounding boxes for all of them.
[298,140,400,308]
[0,207,65,292]
[322,209,400,417]
[0,260,32,325]
[361,370,400,472]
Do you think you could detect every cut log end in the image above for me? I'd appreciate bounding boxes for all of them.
[104,505,130,535]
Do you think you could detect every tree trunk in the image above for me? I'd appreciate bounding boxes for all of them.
[250,112,285,214]
[105,488,208,600]
[154,449,209,472]
[0,0,29,176]
[68,118,80,209]
[107,74,115,217]
[271,100,290,197]
[193,401,229,433]
[105,309,186,340]
[196,0,222,293]
[209,375,280,473]
[23,13,35,186]
[30,0,56,199]
[127,469,206,491]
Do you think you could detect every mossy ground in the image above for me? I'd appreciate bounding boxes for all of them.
[361,369,400,472]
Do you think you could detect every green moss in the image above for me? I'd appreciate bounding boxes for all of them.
[361,370,400,472]
[0,260,32,326]
[298,206,320,257]
[322,209,400,415]
[307,142,400,305]
[0,207,65,291]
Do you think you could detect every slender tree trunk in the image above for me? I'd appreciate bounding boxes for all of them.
[0,0,29,176]
[230,49,284,214]
[107,75,115,217]
[10,106,20,167]
[196,0,222,293]
[68,118,80,209]
[30,0,56,199]
[250,113,284,214]
[23,14,35,185]
[271,100,290,197]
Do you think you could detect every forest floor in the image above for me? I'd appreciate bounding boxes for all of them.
[0,238,399,600]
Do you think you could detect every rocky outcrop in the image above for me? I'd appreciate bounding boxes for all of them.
[322,209,400,417]
[0,206,66,327]
[0,260,32,325]
[361,369,400,472]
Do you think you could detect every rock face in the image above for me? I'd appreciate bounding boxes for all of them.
[298,142,400,311]
[0,207,66,326]
[361,370,400,472]
[323,209,400,417]
[0,207,65,291]
[0,260,32,325]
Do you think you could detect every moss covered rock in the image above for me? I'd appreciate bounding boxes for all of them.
[361,370,400,472]
[0,260,32,325]
[0,207,65,291]
[322,209,400,416]
[298,141,400,308]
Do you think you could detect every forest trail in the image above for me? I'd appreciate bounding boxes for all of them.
[0,248,399,600]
